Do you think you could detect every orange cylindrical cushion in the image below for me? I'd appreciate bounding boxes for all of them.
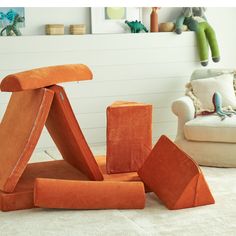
[34,179,145,210]
[0,64,92,92]
[1,157,149,212]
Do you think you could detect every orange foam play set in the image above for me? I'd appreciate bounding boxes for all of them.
[0,64,214,212]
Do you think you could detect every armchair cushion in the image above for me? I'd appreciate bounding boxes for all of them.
[184,115,236,143]
[191,73,236,111]
[186,72,236,115]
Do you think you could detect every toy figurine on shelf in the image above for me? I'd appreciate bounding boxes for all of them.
[125,20,148,33]
[0,14,24,36]
[150,7,161,32]
[175,7,220,66]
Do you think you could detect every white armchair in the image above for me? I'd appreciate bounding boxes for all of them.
[172,68,236,167]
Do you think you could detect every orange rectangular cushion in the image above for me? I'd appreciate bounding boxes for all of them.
[0,88,54,193]
[0,64,92,92]
[46,85,104,181]
[0,156,148,212]
[106,101,152,174]
[138,135,215,210]
[34,179,145,210]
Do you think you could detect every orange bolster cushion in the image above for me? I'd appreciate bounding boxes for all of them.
[34,179,145,210]
[0,157,148,212]
[138,135,215,210]
[0,64,92,92]
[0,88,54,193]
[106,101,152,174]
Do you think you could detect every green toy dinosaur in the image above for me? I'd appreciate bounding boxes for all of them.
[1,14,25,36]
[125,20,148,33]
[175,7,220,67]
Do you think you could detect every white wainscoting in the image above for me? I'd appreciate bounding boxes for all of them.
[0,33,200,152]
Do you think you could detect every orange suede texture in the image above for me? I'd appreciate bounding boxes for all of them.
[96,156,151,193]
[106,101,152,174]
[138,135,215,210]
[0,64,92,92]
[34,178,145,210]
[0,157,149,212]
[0,88,54,193]
[96,156,140,182]
[0,160,88,212]
[46,85,103,181]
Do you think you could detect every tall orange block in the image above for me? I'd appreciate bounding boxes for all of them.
[106,101,152,174]
[138,135,215,210]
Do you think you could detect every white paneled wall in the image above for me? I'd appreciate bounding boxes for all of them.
[0,33,200,152]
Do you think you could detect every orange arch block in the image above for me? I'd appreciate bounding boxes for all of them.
[0,64,92,92]
[138,135,215,210]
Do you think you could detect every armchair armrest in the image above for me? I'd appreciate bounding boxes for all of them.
[172,96,195,139]
[172,96,195,122]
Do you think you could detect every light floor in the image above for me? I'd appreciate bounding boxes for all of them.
[0,149,236,236]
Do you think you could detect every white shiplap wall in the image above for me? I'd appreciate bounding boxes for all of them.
[0,33,200,152]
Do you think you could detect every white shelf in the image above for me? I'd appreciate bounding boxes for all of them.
[0,31,193,38]
[0,31,196,54]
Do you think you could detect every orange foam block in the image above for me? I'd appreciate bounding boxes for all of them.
[34,179,145,210]
[0,64,92,92]
[96,156,141,182]
[0,160,88,212]
[46,85,103,181]
[0,88,54,193]
[138,135,215,210]
[106,101,152,174]
[0,157,148,212]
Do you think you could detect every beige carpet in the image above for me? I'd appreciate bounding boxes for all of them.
[0,150,236,236]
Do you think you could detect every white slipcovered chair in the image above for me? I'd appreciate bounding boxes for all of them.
[172,68,236,167]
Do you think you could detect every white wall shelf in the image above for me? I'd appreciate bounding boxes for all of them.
[0,31,199,151]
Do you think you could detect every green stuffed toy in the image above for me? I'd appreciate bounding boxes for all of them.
[175,7,220,66]
[125,20,148,33]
